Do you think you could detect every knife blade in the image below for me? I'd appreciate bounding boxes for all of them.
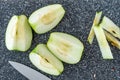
[9,61,51,80]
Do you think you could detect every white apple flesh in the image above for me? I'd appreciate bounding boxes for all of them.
[104,31,120,49]
[29,44,64,75]
[47,32,84,64]
[101,16,120,39]
[5,15,32,51]
[29,4,65,34]
[93,25,113,59]
[88,11,102,44]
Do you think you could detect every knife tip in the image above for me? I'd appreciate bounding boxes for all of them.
[8,61,13,64]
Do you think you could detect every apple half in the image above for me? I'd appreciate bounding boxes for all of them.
[29,44,64,75]
[47,32,84,64]
[29,4,65,34]
[5,15,32,51]
[88,11,102,44]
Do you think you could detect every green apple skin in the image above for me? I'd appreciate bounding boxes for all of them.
[5,15,32,51]
[29,44,64,75]
[47,32,84,64]
[29,4,65,34]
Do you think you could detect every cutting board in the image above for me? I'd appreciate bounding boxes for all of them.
[0,0,120,80]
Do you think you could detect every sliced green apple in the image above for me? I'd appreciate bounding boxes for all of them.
[93,25,113,59]
[5,15,32,51]
[104,31,120,49]
[29,4,65,34]
[88,11,102,44]
[101,16,120,39]
[47,32,84,64]
[29,44,64,75]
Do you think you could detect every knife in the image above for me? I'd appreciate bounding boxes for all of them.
[9,61,51,80]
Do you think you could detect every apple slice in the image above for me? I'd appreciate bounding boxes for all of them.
[88,11,102,44]
[104,31,120,49]
[5,15,32,51]
[47,32,84,64]
[29,44,64,75]
[101,16,120,39]
[29,4,65,34]
[93,25,113,59]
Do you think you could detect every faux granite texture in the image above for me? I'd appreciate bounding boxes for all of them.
[0,0,120,80]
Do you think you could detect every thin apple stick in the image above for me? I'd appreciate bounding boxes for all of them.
[104,31,120,49]
[93,25,113,59]
[88,11,102,44]
[101,16,120,39]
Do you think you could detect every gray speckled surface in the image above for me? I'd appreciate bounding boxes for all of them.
[0,0,120,80]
